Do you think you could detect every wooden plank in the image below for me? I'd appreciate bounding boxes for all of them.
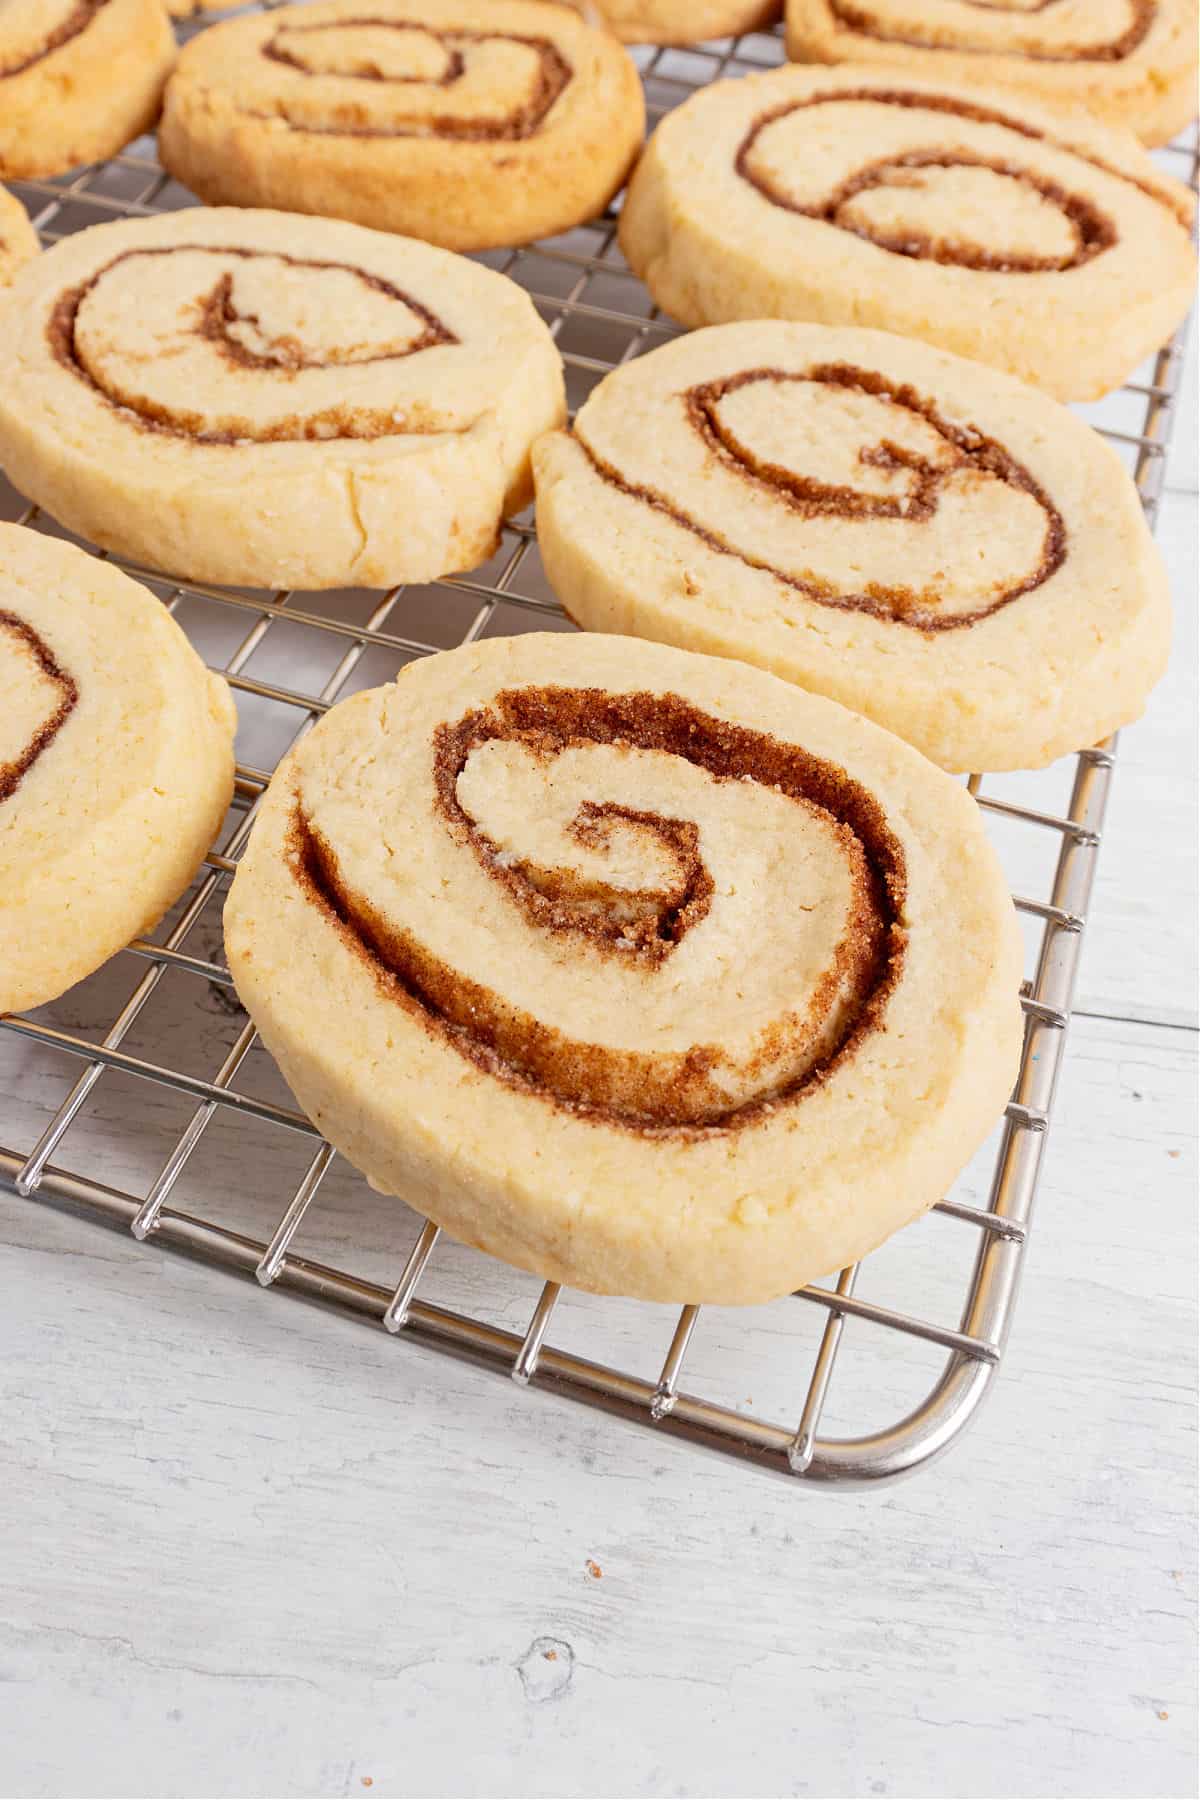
[0,1013,1193,1800]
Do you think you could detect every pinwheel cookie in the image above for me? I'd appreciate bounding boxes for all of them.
[0,0,176,180]
[618,66,1195,400]
[224,632,1023,1305]
[159,0,645,252]
[786,0,1198,148]
[566,1,781,43]
[0,207,565,590]
[0,186,38,285]
[0,526,236,1017]
[533,322,1172,773]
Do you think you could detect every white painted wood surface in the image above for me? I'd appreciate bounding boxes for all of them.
[1,1013,1195,1800]
[0,108,1196,1800]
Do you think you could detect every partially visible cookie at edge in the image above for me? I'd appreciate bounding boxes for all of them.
[0,0,176,181]
[785,0,1198,148]
[0,524,236,1017]
[563,1,782,43]
[0,186,38,286]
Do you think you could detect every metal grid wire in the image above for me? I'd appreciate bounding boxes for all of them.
[1,19,1195,1483]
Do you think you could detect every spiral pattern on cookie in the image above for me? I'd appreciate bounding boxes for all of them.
[159,2,646,256]
[818,0,1156,63]
[48,244,462,444]
[0,610,78,804]
[232,10,574,140]
[572,358,1063,632]
[287,681,906,1133]
[736,87,1184,271]
[224,632,1030,1304]
[0,209,565,588]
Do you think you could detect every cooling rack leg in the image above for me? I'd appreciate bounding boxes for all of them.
[788,1265,859,1474]
[383,1222,441,1334]
[257,1144,338,1286]
[650,1306,701,1421]
[513,1283,564,1385]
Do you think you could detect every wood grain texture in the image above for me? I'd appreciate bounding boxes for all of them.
[0,1011,1194,1800]
[1074,488,1198,1028]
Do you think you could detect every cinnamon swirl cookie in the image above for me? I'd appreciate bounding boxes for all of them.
[0,525,236,1017]
[618,66,1196,401]
[0,207,565,590]
[534,322,1171,771]
[0,0,176,181]
[0,185,38,285]
[225,632,1022,1304]
[564,1,781,44]
[786,1,1198,147]
[159,0,645,253]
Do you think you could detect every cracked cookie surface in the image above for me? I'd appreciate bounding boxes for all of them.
[0,523,236,1015]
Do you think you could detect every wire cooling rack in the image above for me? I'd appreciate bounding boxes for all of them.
[1,20,1195,1485]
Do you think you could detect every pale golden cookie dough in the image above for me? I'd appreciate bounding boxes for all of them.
[159,0,645,253]
[0,0,176,181]
[786,0,1198,148]
[0,524,236,1017]
[0,184,38,285]
[565,0,781,44]
[225,631,1023,1305]
[0,207,566,591]
[533,322,1172,773]
[618,65,1195,401]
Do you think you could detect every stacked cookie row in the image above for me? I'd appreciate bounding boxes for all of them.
[0,0,751,191]
[0,522,1025,1305]
[0,0,1194,1303]
[3,1,1194,389]
[1,27,1190,770]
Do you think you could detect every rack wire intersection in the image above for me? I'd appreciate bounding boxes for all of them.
[1,17,1195,1484]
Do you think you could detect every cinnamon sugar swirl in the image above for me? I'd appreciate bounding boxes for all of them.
[533,322,1171,772]
[159,0,645,253]
[0,525,235,1016]
[618,66,1195,400]
[224,632,1022,1304]
[786,1,1198,146]
[0,207,565,590]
